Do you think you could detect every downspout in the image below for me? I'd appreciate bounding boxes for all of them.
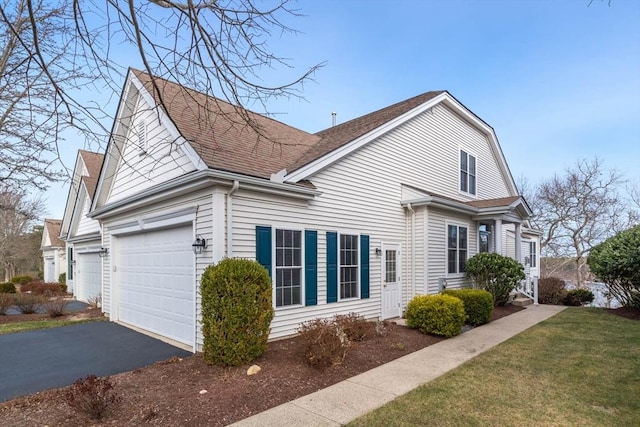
[226,180,240,258]
[407,203,415,300]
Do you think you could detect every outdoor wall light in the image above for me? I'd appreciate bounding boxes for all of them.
[375,248,382,256]
[98,247,108,258]
[192,236,207,254]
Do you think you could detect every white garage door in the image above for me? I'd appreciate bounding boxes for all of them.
[117,225,194,347]
[76,253,102,303]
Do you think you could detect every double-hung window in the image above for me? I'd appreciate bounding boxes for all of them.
[447,224,468,274]
[275,229,302,307]
[529,241,537,268]
[460,150,476,195]
[339,234,359,299]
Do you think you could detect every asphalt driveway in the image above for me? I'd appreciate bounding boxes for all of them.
[0,321,191,402]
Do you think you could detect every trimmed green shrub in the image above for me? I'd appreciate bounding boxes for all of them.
[10,275,32,285]
[200,258,274,366]
[298,318,351,368]
[0,282,17,293]
[588,225,640,308]
[466,252,525,306]
[443,289,494,326]
[406,294,465,338]
[538,277,567,305]
[563,289,595,306]
[59,272,66,284]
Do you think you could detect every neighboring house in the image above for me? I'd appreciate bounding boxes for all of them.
[41,219,65,282]
[59,150,105,302]
[88,69,540,352]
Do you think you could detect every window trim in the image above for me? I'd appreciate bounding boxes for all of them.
[459,148,477,196]
[446,221,470,277]
[271,226,305,310]
[529,241,537,268]
[338,231,360,301]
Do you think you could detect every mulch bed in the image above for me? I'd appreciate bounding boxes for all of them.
[7,303,632,427]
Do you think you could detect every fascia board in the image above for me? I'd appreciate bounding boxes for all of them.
[91,70,136,213]
[440,96,518,196]
[60,153,85,238]
[90,169,319,220]
[285,92,450,182]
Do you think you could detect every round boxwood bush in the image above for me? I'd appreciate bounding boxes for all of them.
[0,282,17,293]
[443,289,494,325]
[10,275,32,285]
[466,252,525,306]
[405,294,465,338]
[200,258,274,366]
[563,288,595,306]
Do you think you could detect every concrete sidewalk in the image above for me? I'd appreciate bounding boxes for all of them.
[231,304,566,427]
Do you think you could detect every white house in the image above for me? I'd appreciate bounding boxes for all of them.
[41,219,65,283]
[88,69,540,352]
[59,150,105,302]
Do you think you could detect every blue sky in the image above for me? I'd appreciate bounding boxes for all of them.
[44,0,640,219]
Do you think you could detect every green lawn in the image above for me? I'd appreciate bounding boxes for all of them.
[0,317,104,335]
[349,308,640,427]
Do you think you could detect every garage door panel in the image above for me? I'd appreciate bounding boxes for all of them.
[76,253,102,303]
[118,225,194,347]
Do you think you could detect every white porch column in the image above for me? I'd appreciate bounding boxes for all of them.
[515,222,522,263]
[494,219,503,255]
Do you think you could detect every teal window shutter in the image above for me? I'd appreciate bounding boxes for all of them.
[360,234,370,299]
[305,230,318,306]
[326,231,338,303]
[255,226,272,278]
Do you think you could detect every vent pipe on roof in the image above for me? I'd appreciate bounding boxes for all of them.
[331,112,336,127]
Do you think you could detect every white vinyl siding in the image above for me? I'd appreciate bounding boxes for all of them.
[76,193,100,237]
[106,95,197,204]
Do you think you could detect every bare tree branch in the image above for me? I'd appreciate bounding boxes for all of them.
[1,0,323,191]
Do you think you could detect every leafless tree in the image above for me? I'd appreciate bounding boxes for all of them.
[529,158,636,286]
[0,184,46,281]
[0,0,322,190]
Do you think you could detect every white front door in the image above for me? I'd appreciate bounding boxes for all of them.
[381,243,401,319]
[76,252,102,303]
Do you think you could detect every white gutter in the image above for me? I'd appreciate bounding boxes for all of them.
[89,169,319,220]
[226,180,240,258]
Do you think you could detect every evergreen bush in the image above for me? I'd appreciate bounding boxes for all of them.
[405,294,465,338]
[465,252,525,306]
[0,282,17,293]
[10,275,32,285]
[563,289,595,306]
[443,289,494,325]
[588,225,640,308]
[200,258,274,366]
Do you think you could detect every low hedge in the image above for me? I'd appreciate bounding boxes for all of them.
[406,294,465,338]
[443,289,494,326]
[563,289,595,306]
[10,275,32,285]
[0,282,17,293]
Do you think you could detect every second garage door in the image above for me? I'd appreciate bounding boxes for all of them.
[117,225,194,348]
[76,252,102,303]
